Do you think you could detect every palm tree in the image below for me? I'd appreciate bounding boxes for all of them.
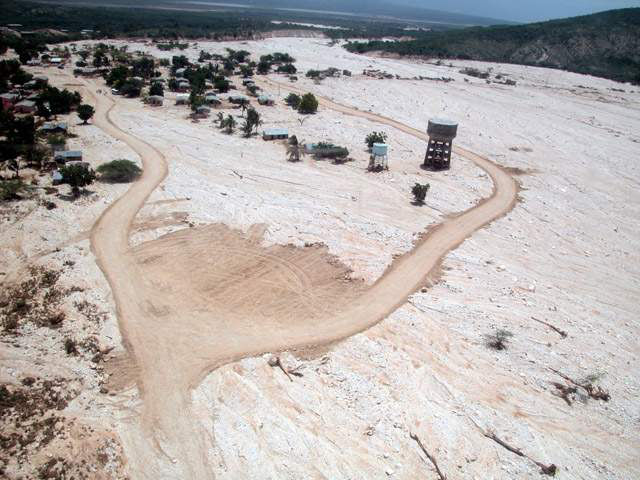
[223,114,236,134]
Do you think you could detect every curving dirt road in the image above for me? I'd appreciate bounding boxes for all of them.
[84,78,518,478]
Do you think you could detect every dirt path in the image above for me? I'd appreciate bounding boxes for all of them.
[83,78,517,478]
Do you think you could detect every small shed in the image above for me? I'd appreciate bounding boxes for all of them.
[54,150,83,163]
[204,94,221,105]
[49,57,63,64]
[14,100,36,113]
[258,95,274,106]
[51,170,63,185]
[177,81,190,92]
[175,94,189,105]
[263,128,288,141]
[228,94,248,104]
[195,105,211,118]
[148,95,164,106]
[175,68,186,76]
[23,80,38,90]
[242,78,255,86]
[41,121,68,134]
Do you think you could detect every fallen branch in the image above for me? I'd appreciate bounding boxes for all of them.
[484,431,557,476]
[549,368,610,402]
[409,432,447,480]
[550,382,578,406]
[531,316,567,338]
[268,356,292,381]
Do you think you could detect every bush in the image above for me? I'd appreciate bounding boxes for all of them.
[313,142,349,160]
[285,93,300,108]
[484,329,513,350]
[411,183,430,204]
[96,159,142,183]
[0,179,28,201]
[277,63,297,74]
[365,131,387,149]
[298,93,318,114]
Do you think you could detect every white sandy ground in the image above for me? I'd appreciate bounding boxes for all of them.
[1,36,639,479]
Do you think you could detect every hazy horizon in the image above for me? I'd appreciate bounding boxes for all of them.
[398,0,640,22]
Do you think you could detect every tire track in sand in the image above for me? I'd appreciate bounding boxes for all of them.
[83,77,518,478]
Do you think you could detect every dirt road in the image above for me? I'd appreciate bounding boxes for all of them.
[84,78,517,478]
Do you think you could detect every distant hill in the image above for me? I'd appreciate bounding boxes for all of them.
[346,8,640,84]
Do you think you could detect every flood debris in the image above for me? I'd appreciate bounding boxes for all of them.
[531,316,568,338]
[483,431,557,476]
[409,431,447,480]
[550,368,610,402]
[267,356,303,381]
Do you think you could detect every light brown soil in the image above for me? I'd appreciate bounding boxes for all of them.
[76,74,518,477]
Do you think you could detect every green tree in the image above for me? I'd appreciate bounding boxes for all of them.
[284,93,301,108]
[59,163,96,198]
[149,82,164,96]
[77,104,95,124]
[297,93,318,114]
[411,183,430,204]
[365,131,388,149]
[96,159,142,183]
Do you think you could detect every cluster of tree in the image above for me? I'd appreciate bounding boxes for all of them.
[345,8,640,85]
[257,52,296,75]
[156,41,189,51]
[284,93,318,114]
[96,159,142,183]
[214,107,262,138]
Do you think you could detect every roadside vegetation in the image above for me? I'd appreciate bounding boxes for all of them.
[96,159,142,183]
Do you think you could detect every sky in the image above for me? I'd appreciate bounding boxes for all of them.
[402,0,640,22]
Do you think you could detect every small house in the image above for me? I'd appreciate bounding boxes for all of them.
[41,121,68,134]
[26,59,41,66]
[14,100,36,113]
[175,94,189,105]
[23,80,38,90]
[177,81,190,92]
[49,57,63,64]
[228,94,248,104]
[0,93,18,110]
[195,105,211,118]
[34,75,48,84]
[204,94,221,106]
[54,150,83,163]
[148,95,164,106]
[132,76,144,83]
[263,128,288,141]
[258,95,274,106]
[175,68,186,77]
[242,78,255,86]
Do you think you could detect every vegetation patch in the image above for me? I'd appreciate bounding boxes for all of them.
[96,159,142,183]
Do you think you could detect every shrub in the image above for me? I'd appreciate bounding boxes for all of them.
[411,183,430,204]
[298,93,318,114]
[96,159,142,183]
[313,142,349,161]
[365,131,387,149]
[285,93,301,108]
[277,63,297,74]
[484,329,513,350]
[64,337,77,355]
[0,179,28,201]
